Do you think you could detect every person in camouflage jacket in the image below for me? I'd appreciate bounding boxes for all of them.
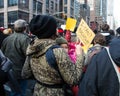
[22,15,84,96]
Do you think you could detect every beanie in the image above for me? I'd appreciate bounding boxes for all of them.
[29,15,57,39]
[56,37,68,45]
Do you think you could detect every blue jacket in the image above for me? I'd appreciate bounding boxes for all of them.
[78,37,120,96]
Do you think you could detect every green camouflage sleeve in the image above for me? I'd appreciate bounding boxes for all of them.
[21,56,33,79]
[54,48,84,85]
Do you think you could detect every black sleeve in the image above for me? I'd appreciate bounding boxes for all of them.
[78,55,98,96]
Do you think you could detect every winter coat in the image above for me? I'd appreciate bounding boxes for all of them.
[78,37,120,96]
[0,32,8,48]
[22,38,84,96]
[84,44,104,66]
[1,32,31,79]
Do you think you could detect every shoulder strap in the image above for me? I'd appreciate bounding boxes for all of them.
[45,45,60,70]
[45,45,66,83]
[105,47,120,83]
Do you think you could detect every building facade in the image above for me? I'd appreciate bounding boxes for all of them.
[88,0,108,31]
[63,0,75,18]
[107,0,114,29]
[74,0,81,26]
[79,0,90,25]
[0,0,64,28]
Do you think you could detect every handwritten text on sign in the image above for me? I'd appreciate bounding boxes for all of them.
[76,19,95,47]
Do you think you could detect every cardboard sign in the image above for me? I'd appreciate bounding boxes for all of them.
[65,18,77,32]
[76,19,95,48]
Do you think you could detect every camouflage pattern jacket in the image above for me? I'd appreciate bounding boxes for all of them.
[22,38,84,96]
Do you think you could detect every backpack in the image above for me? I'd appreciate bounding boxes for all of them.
[0,50,13,73]
[45,45,74,96]
[27,45,74,96]
[0,50,13,84]
[0,50,22,94]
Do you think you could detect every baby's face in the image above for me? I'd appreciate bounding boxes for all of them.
[60,44,68,53]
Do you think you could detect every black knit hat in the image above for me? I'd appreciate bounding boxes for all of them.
[29,15,57,39]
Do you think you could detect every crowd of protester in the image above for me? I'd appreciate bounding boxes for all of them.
[0,14,120,96]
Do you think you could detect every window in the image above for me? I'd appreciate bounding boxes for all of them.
[18,0,29,10]
[64,7,67,13]
[50,1,54,10]
[64,0,67,4]
[8,0,18,6]
[46,10,49,15]
[33,1,42,14]
[18,11,29,23]
[0,0,4,8]
[0,13,4,27]
[71,0,74,7]
[46,0,49,8]
[70,8,74,16]
[37,2,42,14]
[33,0,37,13]
[8,11,18,24]
[55,3,57,12]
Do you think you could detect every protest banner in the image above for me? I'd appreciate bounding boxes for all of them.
[65,18,77,32]
[76,19,95,53]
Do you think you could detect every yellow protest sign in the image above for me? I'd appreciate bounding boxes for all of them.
[76,19,95,48]
[65,18,77,32]
[82,44,93,54]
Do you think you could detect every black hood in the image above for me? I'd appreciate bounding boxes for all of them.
[109,37,120,67]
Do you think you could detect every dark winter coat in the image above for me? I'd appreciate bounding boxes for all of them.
[78,37,120,96]
[1,32,31,79]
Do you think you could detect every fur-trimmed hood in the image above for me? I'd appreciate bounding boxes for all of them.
[26,38,56,57]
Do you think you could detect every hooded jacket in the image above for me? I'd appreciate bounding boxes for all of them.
[78,37,120,96]
[22,38,84,96]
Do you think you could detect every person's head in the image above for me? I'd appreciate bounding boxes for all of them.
[0,27,5,33]
[109,29,115,36]
[93,29,98,34]
[116,27,120,35]
[101,24,110,31]
[29,15,57,39]
[93,33,106,46]
[14,19,27,33]
[65,30,71,42]
[56,37,68,52]
[3,28,12,35]
[57,28,64,36]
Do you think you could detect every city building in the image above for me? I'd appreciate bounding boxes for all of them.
[95,0,107,22]
[107,0,114,29]
[88,0,108,31]
[63,0,74,18]
[0,0,78,28]
[74,0,81,26]
[79,0,90,25]
[0,0,64,28]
